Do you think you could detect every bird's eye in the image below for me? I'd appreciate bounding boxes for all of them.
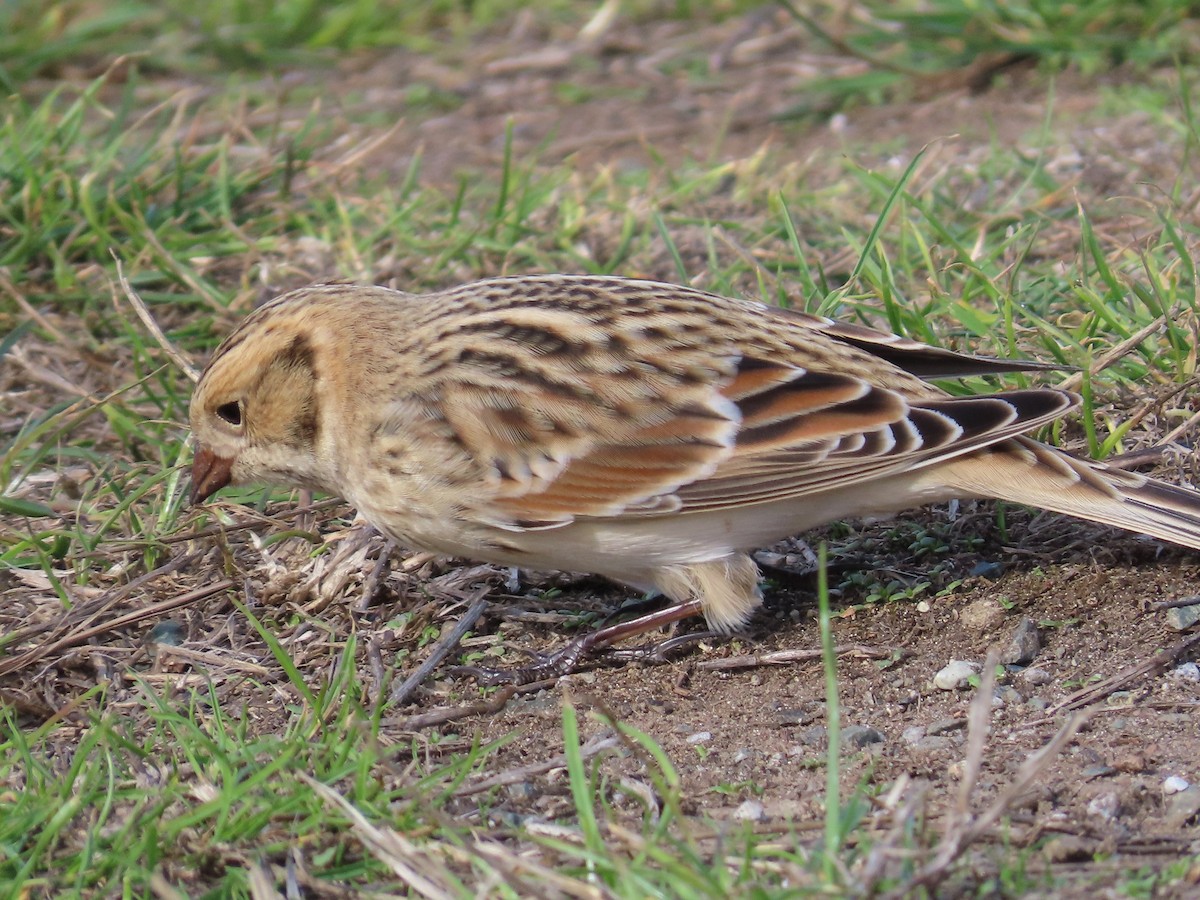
[216,401,243,426]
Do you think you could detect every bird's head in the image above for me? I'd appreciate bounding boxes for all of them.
[189,295,336,505]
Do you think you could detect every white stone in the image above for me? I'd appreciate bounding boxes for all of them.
[733,800,766,822]
[934,659,979,691]
[1164,776,1190,795]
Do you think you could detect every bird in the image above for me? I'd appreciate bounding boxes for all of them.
[189,274,1200,682]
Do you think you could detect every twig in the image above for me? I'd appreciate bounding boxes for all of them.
[954,651,999,824]
[112,255,202,383]
[777,0,924,76]
[1016,700,1200,734]
[302,775,454,900]
[89,498,347,554]
[452,732,619,797]
[395,686,519,731]
[1158,406,1200,448]
[354,536,397,613]
[904,711,1086,891]
[151,644,272,676]
[1148,594,1200,612]
[1046,629,1200,715]
[549,109,772,156]
[467,841,607,899]
[321,118,407,182]
[696,644,895,670]
[1,551,194,646]
[389,593,489,705]
[149,872,189,900]
[0,272,79,351]
[1103,444,1180,471]
[0,579,234,678]
[853,779,929,892]
[1055,313,1166,393]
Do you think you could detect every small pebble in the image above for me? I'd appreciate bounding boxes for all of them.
[999,616,1041,665]
[1164,776,1190,795]
[1043,835,1095,863]
[773,708,814,727]
[914,736,954,752]
[796,725,827,748]
[504,782,539,801]
[841,725,886,750]
[1019,667,1053,686]
[685,731,712,745]
[1081,765,1115,780]
[489,810,526,828]
[1165,786,1200,829]
[901,725,926,746]
[959,599,1005,633]
[733,799,766,822]
[1166,604,1200,631]
[934,659,979,691]
[1086,791,1121,821]
[968,560,1004,580]
[1114,753,1148,773]
[994,686,1022,706]
[1170,662,1200,682]
[145,621,186,647]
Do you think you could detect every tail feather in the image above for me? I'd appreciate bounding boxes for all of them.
[933,436,1200,551]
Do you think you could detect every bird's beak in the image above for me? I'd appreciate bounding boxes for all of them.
[190,444,234,505]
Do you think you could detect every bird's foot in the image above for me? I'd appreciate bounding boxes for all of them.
[448,636,594,686]
[449,597,708,686]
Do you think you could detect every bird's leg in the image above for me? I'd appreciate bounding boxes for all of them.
[450,598,706,686]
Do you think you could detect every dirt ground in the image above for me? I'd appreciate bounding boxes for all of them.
[7,6,1200,895]
[459,541,1200,882]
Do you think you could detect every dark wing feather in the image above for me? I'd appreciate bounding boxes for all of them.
[667,357,1077,513]
[788,309,1068,379]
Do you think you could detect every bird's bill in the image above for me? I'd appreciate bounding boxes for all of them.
[190,444,234,505]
